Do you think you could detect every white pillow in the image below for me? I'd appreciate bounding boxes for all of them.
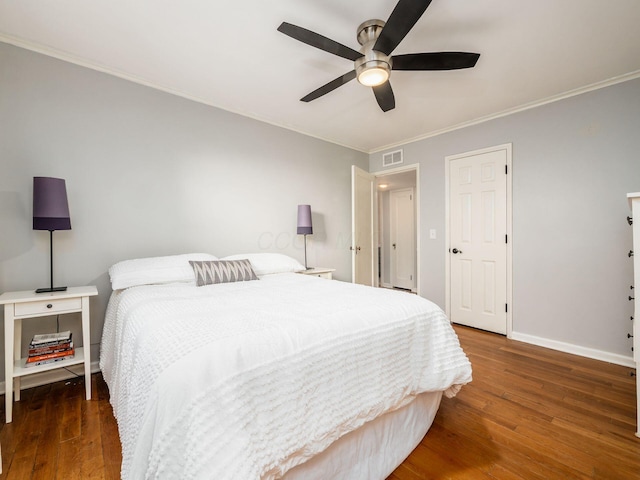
[221,253,305,276]
[109,253,218,290]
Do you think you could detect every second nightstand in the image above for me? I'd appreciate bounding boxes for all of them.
[298,267,335,280]
[0,285,98,423]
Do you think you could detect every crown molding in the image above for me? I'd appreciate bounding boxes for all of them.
[369,69,640,154]
[2,33,639,156]
[0,34,369,153]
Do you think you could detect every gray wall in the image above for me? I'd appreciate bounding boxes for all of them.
[371,77,640,360]
[0,42,367,378]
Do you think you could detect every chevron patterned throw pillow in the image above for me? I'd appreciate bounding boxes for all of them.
[189,259,259,286]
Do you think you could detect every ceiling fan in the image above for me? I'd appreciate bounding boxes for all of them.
[277,0,480,112]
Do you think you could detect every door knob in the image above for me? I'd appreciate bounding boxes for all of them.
[451,248,462,254]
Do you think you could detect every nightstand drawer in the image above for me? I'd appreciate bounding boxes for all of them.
[310,272,332,279]
[297,267,335,280]
[14,297,82,317]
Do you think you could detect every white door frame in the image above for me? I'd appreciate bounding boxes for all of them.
[372,163,420,295]
[445,144,513,338]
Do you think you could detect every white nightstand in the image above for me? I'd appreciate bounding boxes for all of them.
[0,285,98,423]
[298,267,335,280]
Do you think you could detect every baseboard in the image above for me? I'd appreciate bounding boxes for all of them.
[0,360,101,396]
[510,331,635,368]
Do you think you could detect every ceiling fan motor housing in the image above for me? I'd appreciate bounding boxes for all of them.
[356,19,385,45]
[355,19,392,86]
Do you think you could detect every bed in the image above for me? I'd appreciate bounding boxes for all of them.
[100,253,472,479]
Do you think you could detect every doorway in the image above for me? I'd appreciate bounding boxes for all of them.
[375,167,418,292]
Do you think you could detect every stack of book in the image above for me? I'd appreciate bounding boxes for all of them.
[26,330,74,367]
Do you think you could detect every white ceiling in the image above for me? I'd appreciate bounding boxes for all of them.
[1,0,640,153]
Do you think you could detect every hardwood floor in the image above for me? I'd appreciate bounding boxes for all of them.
[389,326,640,480]
[0,370,121,480]
[0,325,637,479]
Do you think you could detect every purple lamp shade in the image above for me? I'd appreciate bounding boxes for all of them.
[297,205,313,235]
[33,177,72,231]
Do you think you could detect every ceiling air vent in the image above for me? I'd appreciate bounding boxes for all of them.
[382,149,403,167]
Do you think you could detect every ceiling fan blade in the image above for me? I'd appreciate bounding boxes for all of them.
[392,52,480,70]
[373,0,432,55]
[301,70,357,102]
[372,82,395,112]
[278,22,362,61]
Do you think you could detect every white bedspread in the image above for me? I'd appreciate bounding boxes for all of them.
[100,273,472,480]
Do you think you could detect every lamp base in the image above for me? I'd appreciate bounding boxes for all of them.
[35,286,68,294]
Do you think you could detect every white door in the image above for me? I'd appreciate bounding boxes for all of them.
[448,147,509,334]
[352,165,375,286]
[390,188,415,290]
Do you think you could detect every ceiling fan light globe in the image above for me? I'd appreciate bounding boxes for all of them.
[355,55,392,87]
[358,67,389,87]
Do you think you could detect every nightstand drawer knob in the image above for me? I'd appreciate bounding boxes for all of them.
[47,304,53,309]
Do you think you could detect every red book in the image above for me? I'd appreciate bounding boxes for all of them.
[28,341,73,356]
[26,349,75,364]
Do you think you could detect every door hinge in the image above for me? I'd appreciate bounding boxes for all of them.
[505,303,508,313]
[505,165,508,174]
[505,234,508,244]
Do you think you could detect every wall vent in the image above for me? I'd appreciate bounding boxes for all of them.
[382,149,403,167]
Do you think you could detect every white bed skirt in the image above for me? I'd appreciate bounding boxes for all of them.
[284,391,443,480]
